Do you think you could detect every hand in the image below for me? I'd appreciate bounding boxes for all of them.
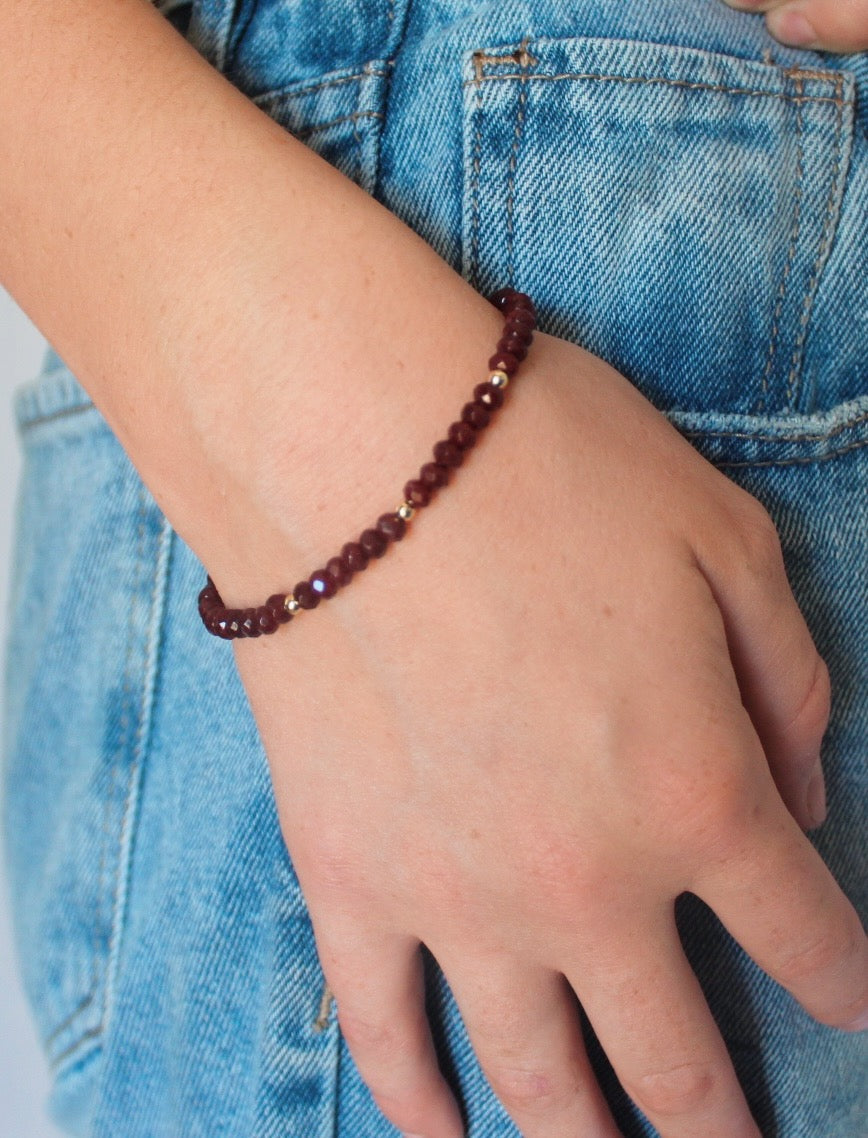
[720,0,868,51]
[233,329,868,1138]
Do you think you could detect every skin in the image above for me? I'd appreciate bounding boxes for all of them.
[721,0,868,51]
[0,3,866,1137]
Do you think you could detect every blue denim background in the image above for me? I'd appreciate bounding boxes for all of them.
[3,0,866,1135]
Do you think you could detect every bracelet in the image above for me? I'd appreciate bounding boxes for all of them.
[197,286,537,639]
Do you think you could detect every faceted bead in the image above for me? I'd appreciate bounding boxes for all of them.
[240,608,262,637]
[211,615,232,639]
[359,527,388,558]
[293,580,321,609]
[376,512,406,542]
[225,610,244,637]
[498,335,527,361]
[448,421,477,450]
[326,555,352,587]
[420,461,451,488]
[461,401,491,430]
[488,350,519,376]
[256,606,278,634]
[474,381,505,409]
[310,569,338,600]
[433,439,464,467]
[507,291,536,315]
[341,541,369,573]
[505,308,535,333]
[404,479,432,508]
[266,593,292,623]
[488,287,517,311]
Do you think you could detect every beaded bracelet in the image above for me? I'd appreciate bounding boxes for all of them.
[198,287,537,639]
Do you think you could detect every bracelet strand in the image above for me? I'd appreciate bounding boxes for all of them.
[197,286,537,639]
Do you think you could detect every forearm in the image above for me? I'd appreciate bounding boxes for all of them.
[0,0,503,595]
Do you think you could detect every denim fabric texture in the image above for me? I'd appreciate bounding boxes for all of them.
[2,0,867,1135]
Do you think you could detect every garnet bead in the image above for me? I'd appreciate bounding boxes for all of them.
[461,401,491,430]
[474,381,505,409]
[498,335,527,361]
[420,461,450,488]
[488,350,519,376]
[241,609,261,637]
[432,439,464,467]
[404,479,432,508]
[256,607,278,634]
[489,287,517,311]
[310,569,338,600]
[341,542,369,573]
[266,593,292,622]
[359,527,388,558]
[376,512,407,542]
[326,555,352,587]
[293,580,321,609]
[448,420,477,450]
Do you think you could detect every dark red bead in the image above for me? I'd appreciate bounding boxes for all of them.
[211,615,234,639]
[360,527,388,558]
[341,541,369,573]
[506,291,536,316]
[293,580,320,609]
[488,350,519,376]
[404,479,432,508]
[326,555,352,587]
[448,420,478,450]
[433,439,464,467]
[461,401,491,430]
[225,610,244,637]
[266,593,292,623]
[420,461,450,488]
[505,309,535,333]
[376,512,407,542]
[498,335,527,361]
[489,287,517,311]
[256,607,278,634]
[240,608,262,637]
[474,381,505,409]
[309,569,338,600]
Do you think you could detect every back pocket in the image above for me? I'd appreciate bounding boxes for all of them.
[461,35,856,417]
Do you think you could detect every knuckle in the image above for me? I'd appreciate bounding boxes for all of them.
[784,654,832,743]
[732,498,784,580]
[626,1060,717,1118]
[337,1007,406,1057]
[776,924,862,987]
[487,1063,580,1114]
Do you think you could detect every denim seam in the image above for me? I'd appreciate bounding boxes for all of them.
[295,110,384,140]
[680,407,868,441]
[759,76,804,414]
[461,72,848,107]
[19,402,97,431]
[44,483,147,1071]
[103,516,174,1050]
[711,436,868,466]
[787,73,847,409]
[505,48,531,287]
[251,69,391,108]
[469,55,483,290]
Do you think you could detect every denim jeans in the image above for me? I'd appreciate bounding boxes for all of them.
[3,1,867,1135]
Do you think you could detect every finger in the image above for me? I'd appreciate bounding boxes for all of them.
[693,757,868,1031]
[720,0,868,52]
[313,921,465,1138]
[433,950,622,1137]
[568,912,762,1138]
[692,500,831,831]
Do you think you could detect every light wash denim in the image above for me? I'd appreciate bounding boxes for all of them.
[3,0,867,1135]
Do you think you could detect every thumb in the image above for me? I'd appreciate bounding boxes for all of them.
[766,0,868,51]
[722,0,868,52]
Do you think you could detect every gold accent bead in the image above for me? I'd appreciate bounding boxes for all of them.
[284,595,301,615]
[397,501,416,521]
[489,369,509,388]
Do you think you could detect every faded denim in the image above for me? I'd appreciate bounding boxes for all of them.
[2,0,866,1135]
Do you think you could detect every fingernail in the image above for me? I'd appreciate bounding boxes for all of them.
[767,8,819,47]
[806,767,827,829]
[842,1009,868,1032]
